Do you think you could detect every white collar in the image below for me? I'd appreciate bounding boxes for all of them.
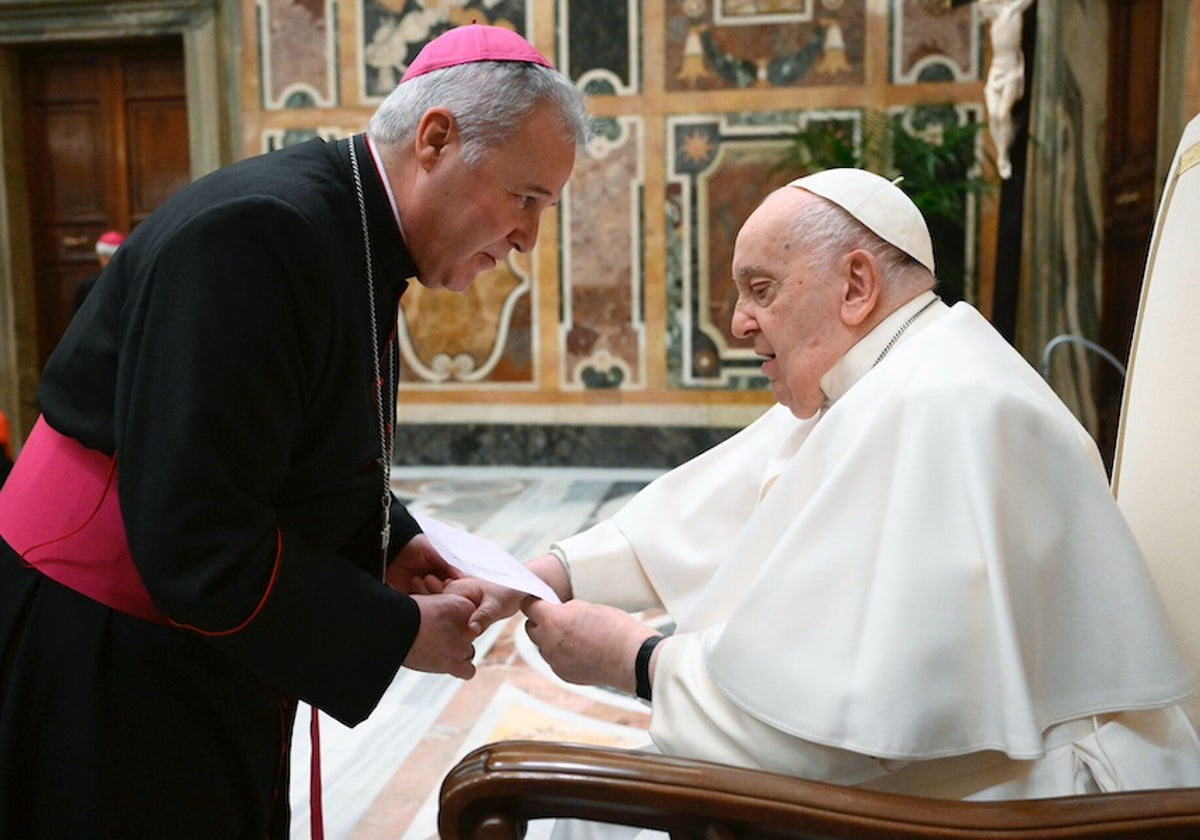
[819,290,944,406]
[365,135,406,243]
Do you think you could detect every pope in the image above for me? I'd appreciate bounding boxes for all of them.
[453,170,1200,811]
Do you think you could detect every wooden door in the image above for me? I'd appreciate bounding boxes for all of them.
[1096,0,1162,466]
[21,38,190,370]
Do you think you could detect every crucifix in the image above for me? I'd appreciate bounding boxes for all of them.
[979,0,1037,179]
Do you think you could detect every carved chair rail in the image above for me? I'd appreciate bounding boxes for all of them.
[439,741,1200,840]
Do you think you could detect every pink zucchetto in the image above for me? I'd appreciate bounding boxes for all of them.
[95,230,126,257]
[401,23,553,83]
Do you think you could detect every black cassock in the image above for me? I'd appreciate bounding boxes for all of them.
[0,134,426,837]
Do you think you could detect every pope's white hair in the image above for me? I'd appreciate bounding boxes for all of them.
[790,192,936,290]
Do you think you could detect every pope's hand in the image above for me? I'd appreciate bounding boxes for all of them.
[404,591,480,680]
[522,599,654,694]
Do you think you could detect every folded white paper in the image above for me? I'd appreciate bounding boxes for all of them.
[414,513,561,604]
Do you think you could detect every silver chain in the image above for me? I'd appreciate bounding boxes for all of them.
[872,296,939,368]
[348,137,395,575]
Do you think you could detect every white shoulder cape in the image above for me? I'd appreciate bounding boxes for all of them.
[609,304,1194,760]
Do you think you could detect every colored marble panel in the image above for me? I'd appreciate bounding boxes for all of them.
[258,0,338,109]
[559,0,639,94]
[665,0,865,91]
[562,116,643,390]
[397,254,534,385]
[892,0,979,84]
[360,0,532,99]
[714,0,813,25]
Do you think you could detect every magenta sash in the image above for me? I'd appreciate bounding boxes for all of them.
[0,415,166,624]
[0,416,331,837]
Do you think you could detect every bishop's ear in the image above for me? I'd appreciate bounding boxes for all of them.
[414,108,456,170]
[840,248,881,327]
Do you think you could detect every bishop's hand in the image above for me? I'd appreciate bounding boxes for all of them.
[386,532,460,593]
[440,577,527,636]
[405,591,480,680]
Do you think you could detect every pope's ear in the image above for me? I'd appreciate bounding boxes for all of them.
[841,248,881,327]
[414,108,456,170]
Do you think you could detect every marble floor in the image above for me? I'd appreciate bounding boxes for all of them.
[290,466,666,840]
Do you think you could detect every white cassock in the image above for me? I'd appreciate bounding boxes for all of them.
[556,291,1200,800]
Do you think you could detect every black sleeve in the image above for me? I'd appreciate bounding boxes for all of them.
[115,197,418,726]
[389,496,423,558]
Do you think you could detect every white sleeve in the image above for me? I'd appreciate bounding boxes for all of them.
[555,520,662,613]
[557,405,809,621]
[649,632,891,786]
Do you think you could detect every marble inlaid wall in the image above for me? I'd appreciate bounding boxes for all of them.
[240,0,993,461]
[665,0,866,91]
[257,0,338,108]
[562,115,645,390]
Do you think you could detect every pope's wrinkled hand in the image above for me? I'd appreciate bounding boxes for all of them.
[522,598,653,694]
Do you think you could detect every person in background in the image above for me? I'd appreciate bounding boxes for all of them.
[73,229,126,314]
[0,24,588,839]
[454,169,1200,805]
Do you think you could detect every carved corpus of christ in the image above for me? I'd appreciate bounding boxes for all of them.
[979,0,1036,179]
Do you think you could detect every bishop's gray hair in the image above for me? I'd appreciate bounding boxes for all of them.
[789,191,937,290]
[367,60,590,166]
